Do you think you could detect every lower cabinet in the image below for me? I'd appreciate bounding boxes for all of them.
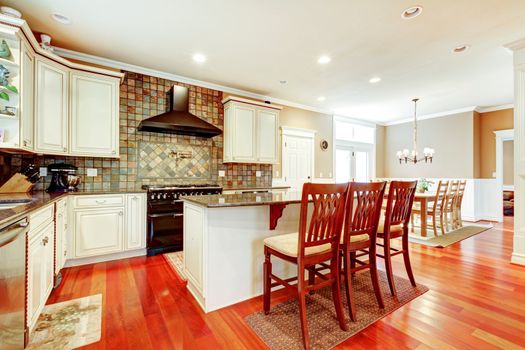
[27,220,55,331]
[74,207,124,257]
[55,198,68,273]
[70,193,146,260]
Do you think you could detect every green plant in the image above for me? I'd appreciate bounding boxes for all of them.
[417,178,434,193]
[0,85,18,102]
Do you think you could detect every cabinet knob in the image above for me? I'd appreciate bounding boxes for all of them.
[57,213,63,218]
[23,140,28,146]
[63,147,67,152]
[119,211,123,216]
[132,196,138,200]
[112,150,116,154]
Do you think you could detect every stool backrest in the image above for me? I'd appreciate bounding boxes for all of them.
[298,183,348,257]
[343,182,386,246]
[384,181,417,229]
[446,180,459,210]
[432,180,449,212]
[456,180,467,208]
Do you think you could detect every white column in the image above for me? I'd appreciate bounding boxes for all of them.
[507,39,525,265]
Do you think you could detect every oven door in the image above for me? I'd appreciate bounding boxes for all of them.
[146,201,184,255]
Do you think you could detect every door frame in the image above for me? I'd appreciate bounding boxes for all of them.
[281,126,316,187]
[335,141,375,182]
[495,129,514,222]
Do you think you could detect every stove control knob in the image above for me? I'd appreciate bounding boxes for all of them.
[163,193,167,199]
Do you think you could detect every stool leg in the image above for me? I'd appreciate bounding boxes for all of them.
[402,231,416,287]
[263,248,272,314]
[342,250,357,321]
[297,268,311,350]
[331,254,347,331]
[369,247,384,309]
[383,238,397,296]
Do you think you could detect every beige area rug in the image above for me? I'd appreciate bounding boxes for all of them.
[164,251,187,281]
[246,272,428,350]
[27,294,102,350]
[409,223,492,247]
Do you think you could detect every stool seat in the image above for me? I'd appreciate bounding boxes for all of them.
[377,217,403,234]
[340,233,369,244]
[264,233,331,258]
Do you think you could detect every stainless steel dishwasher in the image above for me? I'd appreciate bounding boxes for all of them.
[0,217,29,349]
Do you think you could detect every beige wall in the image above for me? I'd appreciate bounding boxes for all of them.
[276,107,333,179]
[383,111,476,178]
[375,125,386,177]
[479,108,514,178]
[503,140,514,186]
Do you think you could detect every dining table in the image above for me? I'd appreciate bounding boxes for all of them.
[411,192,436,237]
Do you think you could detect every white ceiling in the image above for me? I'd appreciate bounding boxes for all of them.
[5,0,525,123]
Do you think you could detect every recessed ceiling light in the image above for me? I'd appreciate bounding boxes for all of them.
[51,13,71,24]
[318,56,331,64]
[401,6,423,19]
[279,80,287,84]
[317,96,326,102]
[369,76,381,83]
[192,53,206,63]
[452,45,470,53]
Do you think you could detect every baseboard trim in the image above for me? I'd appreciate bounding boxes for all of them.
[511,252,525,266]
[64,248,147,267]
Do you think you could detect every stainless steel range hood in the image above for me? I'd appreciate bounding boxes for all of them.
[137,86,222,138]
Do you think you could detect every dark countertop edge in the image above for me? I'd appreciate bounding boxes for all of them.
[222,186,291,191]
[0,189,146,228]
[181,196,301,208]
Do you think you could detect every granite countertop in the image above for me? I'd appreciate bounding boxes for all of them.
[0,188,147,228]
[222,185,291,191]
[182,191,304,208]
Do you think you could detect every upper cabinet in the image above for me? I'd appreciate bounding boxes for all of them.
[70,71,119,157]
[34,56,69,154]
[0,19,124,157]
[222,97,281,164]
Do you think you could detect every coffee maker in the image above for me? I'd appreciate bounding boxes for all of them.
[47,163,82,192]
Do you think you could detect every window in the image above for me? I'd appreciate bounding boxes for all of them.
[334,117,375,182]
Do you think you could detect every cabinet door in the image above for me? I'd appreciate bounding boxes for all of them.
[74,208,124,257]
[232,105,256,162]
[27,231,45,329]
[20,42,34,151]
[125,194,146,250]
[184,204,204,291]
[42,222,55,299]
[34,57,68,154]
[70,71,119,157]
[55,199,67,272]
[256,109,278,163]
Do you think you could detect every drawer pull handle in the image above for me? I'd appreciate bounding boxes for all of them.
[95,200,107,204]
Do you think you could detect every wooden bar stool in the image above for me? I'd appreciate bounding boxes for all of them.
[340,181,386,321]
[376,181,417,296]
[262,183,348,350]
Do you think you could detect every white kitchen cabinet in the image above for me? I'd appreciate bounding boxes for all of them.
[55,198,68,273]
[20,41,34,151]
[73,207,124,258]
[222,97,281,164]
[34,56,69,154]
[125,194,146,250]
[70,71,119,157]
[27,221,55,330]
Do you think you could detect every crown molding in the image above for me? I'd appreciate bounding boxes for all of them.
[475,103,514,113]
[51,46,333,115]
[505,38,525,52]
[384,106,477,126]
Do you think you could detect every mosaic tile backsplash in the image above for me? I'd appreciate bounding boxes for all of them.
[0,71,272,191]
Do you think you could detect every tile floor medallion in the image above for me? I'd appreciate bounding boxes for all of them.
[27,294,102,350]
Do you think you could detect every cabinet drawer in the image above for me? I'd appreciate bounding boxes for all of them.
[29,204,54,234]
[73,194,124,208]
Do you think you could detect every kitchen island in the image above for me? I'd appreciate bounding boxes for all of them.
[182,191,304,312]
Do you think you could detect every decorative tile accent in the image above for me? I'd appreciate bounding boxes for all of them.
[0,71,272,190]
[138,142,211,179]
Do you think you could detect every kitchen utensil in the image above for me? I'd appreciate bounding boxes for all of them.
[28,172,40,183]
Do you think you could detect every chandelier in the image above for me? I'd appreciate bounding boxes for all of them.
[396,98,435,164]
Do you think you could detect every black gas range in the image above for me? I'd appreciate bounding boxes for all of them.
[143,184,222,256]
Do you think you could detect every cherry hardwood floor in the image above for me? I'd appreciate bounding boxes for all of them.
[47,218,525,349]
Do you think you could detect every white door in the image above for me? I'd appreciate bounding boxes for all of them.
[35,57,69,154]
[283,134,313,191]
[335,145,372,183]
[125,194,146,250]
[20,42,34,151]
[74,208,124,257]
[232,105,256,162]
[70,71,119,157]
[256,109,278,163]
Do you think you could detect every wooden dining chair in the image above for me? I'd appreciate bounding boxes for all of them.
[455,180,467,228]
[411,180,449,236]
[376,181,417,296]
[340,181,386,321]
[263,183,348,350]
[443,180,459,231]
